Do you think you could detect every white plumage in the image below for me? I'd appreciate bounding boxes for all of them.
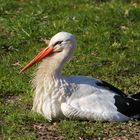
[20,32,140,122]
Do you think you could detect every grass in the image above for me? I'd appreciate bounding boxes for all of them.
[0,0,140,139]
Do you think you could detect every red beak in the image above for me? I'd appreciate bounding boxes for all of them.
[19,47,54,74]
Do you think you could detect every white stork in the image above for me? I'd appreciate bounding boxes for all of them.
[20,32,140,122]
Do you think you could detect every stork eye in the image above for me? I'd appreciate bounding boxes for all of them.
[54,41,63,46]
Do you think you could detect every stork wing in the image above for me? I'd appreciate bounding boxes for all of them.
[61,76,129,121]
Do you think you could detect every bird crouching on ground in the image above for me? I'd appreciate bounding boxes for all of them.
[20,32,140,122]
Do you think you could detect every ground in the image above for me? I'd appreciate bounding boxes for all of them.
[0,0,140,139]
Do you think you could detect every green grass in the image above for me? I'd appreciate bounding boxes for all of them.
[0,0,140,139]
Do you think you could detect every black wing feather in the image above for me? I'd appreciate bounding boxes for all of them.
[96,80,126,97]
[114,95,140,117]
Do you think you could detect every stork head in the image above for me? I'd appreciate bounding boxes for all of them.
[20,32,76,73]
